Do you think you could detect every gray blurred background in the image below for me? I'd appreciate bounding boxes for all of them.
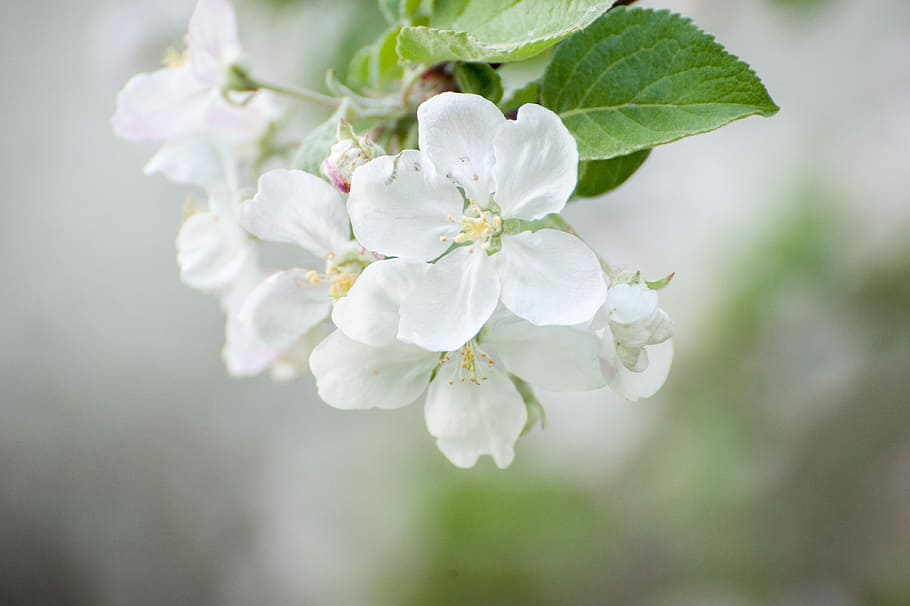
[2,0,909,604]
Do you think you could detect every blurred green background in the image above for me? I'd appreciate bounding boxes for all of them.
[1,0,908,604]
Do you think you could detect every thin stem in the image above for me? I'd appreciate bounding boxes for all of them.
[610,0,640,8]
[251,79,340,109]
[544,213,577,235]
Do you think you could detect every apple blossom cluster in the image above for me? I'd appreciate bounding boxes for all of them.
[112,0,674,468]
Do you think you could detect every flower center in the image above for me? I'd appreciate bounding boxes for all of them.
[305,255,368,301]
[438,341,496,386]
[440,200,502,253]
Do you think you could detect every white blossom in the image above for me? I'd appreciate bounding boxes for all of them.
[111,0,277,155]
[220,263,333,380]
[176,191,253,296]
[172,190,305,379]
[310,259,605,468]
[347,92,606,352]
[104,0,698,470]
[238,169,374,351]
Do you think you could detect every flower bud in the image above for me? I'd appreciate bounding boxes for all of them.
[605,280,673,372]
[321,119,383,194]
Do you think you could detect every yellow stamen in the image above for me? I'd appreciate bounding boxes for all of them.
[450,200,502,251]
[163,47,189,69]
[328,271,357,300]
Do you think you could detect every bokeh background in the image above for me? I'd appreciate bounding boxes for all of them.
[2,0,909,604]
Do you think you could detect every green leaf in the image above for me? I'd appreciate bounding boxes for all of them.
[347,27,405,93]
[496,48,551,110]
[499,79,539,113]
[575,149,650,197]
[292,111,343,175]
[378,0,423,24]
[347,48,372,90]
[397,0,613,65]
[542,8,779,161]
[453,62,503,104]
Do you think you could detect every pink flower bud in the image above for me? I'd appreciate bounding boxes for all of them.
[321,120,383,194]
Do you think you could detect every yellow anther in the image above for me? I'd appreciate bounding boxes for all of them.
[328,271,357,300]
[305,257,368,302]
[451,205,502,250]
[163,47,189,68]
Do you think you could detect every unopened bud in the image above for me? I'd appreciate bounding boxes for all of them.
[321,119,383,193]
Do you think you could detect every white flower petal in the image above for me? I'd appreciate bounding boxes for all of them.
[424,363,526,469]
[144,138,225,188]
[241,169,350,257]
[602,335,674,402]
[347,150,462,260]
[239,269,332,349]
[220,266,283,377]
[310,330,438,410]
[332,258,429,347]
[608,282,658,324]
[399,247,500,352]
[651,309,674,343]
[492,103,578,220]
[200,91,277,143]
[222,309,282,377]
[111,67,212,141]
[497,229,606,326]
[417,92,504,203]
[269,319,335,382]
[482,311,605,391]
[187,0,241,84]
[176,211,250,294]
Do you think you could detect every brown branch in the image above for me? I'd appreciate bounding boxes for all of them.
[610,0,641,8]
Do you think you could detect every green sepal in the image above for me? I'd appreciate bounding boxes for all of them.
[646,272,676,291]
[511,375,547,436]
